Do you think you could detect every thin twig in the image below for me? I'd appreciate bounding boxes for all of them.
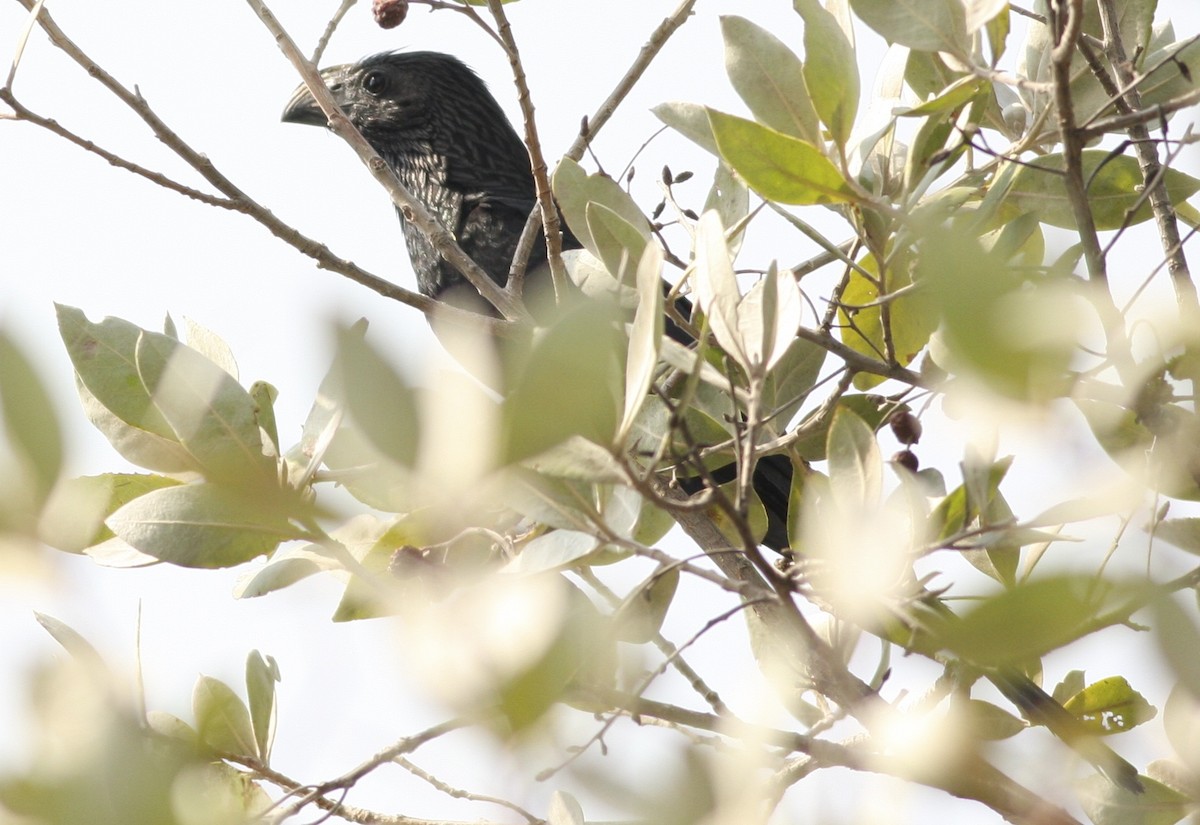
[483,0,569,300]
[311,0,357,65]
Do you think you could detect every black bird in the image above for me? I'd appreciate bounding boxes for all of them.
[281,50,793,550]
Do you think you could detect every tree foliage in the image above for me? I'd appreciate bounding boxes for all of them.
[3,0,1200,823]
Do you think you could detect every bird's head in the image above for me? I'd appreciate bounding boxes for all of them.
[281,51,505,152]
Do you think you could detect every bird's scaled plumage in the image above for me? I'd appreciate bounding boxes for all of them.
[281,50,792,551]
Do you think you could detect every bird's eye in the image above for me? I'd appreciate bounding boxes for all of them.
[362,71,389,96]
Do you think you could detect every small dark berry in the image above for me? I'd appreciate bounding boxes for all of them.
[892,450,919,473]
[889,411,923,445]
[372,0,408,29]
[662,165,673,185]
[682,208,699,220]
[673,170,693,183]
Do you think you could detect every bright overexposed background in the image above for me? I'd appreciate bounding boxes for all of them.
[3,1,1200,822]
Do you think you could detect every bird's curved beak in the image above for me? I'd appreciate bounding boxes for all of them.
[281,65,351,127]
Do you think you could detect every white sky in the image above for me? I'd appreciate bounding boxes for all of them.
[3,1,1200,822]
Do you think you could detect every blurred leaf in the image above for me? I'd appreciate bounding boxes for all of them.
[249,381,280,457]
[508,530,602,575]
[1076,773,1187,825]
[708,109,857,205]
[548,791,586,825]
[496,582,614,732]
[964,0,1008,34]
[614,566,680,643]
[1153,518,1200,554]
[960,698,1027,740]
[1053,670,1088,705]
[937,576,1123,667]
[1063,676,1157,735]
[34,613,104,669]
[1155,596,1200,700]
[194,675,258,758]
[722,15,822,145]
[107,482,295,569]
[234,544,334,599]
[502,302,623,463]
[1008,151,1200,230]
[827,407,882,510]
[245,651,279,765]
[849,0,967,54]
[794,0,859,147]
[334,326,419,467]
[0,331,62,507]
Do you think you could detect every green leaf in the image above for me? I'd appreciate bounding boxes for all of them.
[694,214,803,377]
[708,109,857,205]
[849,0,967,54]
[194,675,258,758]
[107,482,295,569]
[703,163,750,249]
[0,331,62,506]
[502,302,623,463]
[721,15,822,145]
[553,158,650,258]
[652,101,718,155]
[613,566,680,644]
[245,652,279,765]
[585,202,648,295]
[1008,151,1200,230]
[794,0,860,147]
[1063,676,1157,735]
[57,305,274,485]
[827,407,881,509]
[619,244,665,445]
